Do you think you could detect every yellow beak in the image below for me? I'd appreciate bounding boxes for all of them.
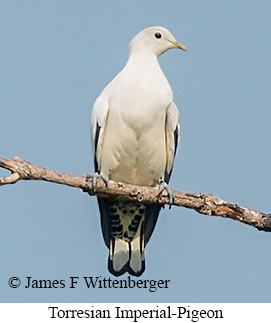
[173,41,187,51]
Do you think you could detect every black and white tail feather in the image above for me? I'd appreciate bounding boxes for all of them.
[97,198,161,276]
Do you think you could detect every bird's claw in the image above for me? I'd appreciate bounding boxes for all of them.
[158,179,175,207]
[86,173,108,192]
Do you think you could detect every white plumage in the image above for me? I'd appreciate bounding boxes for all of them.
[91,26,186,276]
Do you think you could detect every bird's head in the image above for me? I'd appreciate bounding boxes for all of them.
[129,26,186,57]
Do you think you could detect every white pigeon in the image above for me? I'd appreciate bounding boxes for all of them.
[91,26,186,276]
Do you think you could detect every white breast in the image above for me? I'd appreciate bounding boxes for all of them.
[99,53,173,186]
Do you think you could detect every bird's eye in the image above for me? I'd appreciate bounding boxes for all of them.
[155,32,162,39]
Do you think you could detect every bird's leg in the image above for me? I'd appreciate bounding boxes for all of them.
[158,178,175,207]
[86,172,108,192]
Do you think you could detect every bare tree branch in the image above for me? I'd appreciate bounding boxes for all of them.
[1,156,271,232]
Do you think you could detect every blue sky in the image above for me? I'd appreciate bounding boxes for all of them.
[1,0,271,302]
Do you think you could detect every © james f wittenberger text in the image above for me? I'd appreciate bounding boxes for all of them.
[8,276,170,293]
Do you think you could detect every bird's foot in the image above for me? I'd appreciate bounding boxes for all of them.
[158,179,175,208]
[86,172,108,192]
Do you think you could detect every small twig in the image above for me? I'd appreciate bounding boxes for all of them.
[1,156,271,232]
